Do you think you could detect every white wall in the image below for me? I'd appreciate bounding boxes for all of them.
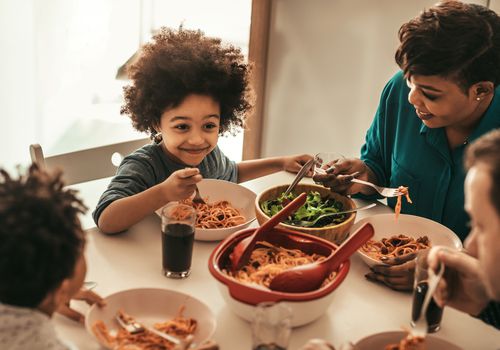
[261,0,490,158]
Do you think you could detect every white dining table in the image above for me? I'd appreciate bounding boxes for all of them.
[53,171,500,350]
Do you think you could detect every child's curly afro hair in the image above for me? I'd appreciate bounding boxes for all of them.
[121,27,253,137]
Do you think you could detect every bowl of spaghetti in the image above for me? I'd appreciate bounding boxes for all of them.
[208,226,350,327]
[85,288,216,349]
[353,214,463,267]
[255,183,356,244]
[180,179,256,241]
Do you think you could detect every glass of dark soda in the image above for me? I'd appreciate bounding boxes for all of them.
[161,202,196,279]
[411,249,444,333]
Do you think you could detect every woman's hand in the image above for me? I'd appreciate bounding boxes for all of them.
[312,158,375,195]
[161,168,202,202]
[282,154,314,175]
[365,253,417,292]
[427,247,489,315]
[57,289,105,323]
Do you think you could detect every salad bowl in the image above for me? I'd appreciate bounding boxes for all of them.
[255,183,356,244]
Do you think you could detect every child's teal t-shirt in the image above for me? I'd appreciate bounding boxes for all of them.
[92,143,237,225]
[360,71,500,241]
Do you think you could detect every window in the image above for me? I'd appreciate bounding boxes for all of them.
[0,0,251,171]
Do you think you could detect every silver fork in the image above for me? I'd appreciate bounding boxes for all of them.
[192,185,207,205]
[350,178,404,197]
[115,312,193,350]
[411,262,445,338]
[283,158,317,197]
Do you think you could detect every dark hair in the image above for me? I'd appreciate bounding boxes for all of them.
[121,27,252,139]
[395,0,500,91]
[465,129,500,216]
[0,165,87,307]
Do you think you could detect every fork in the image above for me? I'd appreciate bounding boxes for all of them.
[283,158,317,197]
[350,178,403,197]
[411,262,445,338]
[192,185,207,205]
[115,312,193,350]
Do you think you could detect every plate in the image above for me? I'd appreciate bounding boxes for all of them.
[353,214,462,267]
[156,179,256,241]
[354,331,463,350]
[85,288,216,349]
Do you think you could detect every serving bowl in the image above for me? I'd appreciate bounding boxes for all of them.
[255,183,356,244]
[353,214,463,267]
[208,226,350,327]
[85,288,216,349]
[157,179,256,241]
[354,331,462,350]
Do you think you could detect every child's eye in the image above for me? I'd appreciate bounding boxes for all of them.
[204,123,219,130]
[174,124,190,131]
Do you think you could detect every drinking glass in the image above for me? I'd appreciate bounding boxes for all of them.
[161,202,196,279]
[411,249,444,333]
[251,302,292,350]
[313,152,345,175]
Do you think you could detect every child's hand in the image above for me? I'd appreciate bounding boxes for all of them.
[283,154,314,175]
[161,168,202,202]
[57,289,105,323]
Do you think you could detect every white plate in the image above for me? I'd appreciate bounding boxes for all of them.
[353,214,462,267]
[354,331,463,350]
[85,288,216,349]
[156,179,256,241]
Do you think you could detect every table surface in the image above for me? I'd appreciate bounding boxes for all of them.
[54,172,500,350]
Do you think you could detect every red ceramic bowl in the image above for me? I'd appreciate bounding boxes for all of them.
[208,226,350,326]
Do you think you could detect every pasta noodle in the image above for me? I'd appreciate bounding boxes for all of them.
[181,198,245,229]
[92,308,197,350]
[361,234,430,262]
[226,241,334,289]
[395,186,412,220]
[385,333,425,350]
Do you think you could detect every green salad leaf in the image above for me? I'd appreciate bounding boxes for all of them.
[260,191,347,228]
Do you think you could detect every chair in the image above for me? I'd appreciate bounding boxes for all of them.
[29,138,151,185]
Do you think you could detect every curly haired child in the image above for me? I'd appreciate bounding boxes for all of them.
[94,27,312,234]
[0,165,103,349]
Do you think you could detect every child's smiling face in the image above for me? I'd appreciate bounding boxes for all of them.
[158,94,220,166]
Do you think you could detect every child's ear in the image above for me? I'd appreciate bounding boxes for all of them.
[37,279,70,315]
[53,278,73,307]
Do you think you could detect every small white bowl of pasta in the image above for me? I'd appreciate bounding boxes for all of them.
[353,214,462,267]
[185,179,256,241]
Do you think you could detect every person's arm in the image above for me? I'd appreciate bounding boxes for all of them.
[98,168,201,234]
[57,289,105,323]
[236,154,312,183]
[312,158,379,196]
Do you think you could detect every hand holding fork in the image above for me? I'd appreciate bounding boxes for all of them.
[312,157,404,197]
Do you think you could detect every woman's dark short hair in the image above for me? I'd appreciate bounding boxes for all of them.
[0,165,87,307]
[121,27,252,138]
[395,0,500,91]
[465,129,500,216]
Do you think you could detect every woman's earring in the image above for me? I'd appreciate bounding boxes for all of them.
[476,97,481,101]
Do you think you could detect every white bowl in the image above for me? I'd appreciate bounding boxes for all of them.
[214,281,338,327]
[208,227,350,327]
[195,179,256,241]
[156,179,256,241]
[354,331,462,350]
[353,214,462,267]
[85,288,216,349]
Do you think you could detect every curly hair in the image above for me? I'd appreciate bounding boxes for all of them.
[121,27,252,138]
[465,129,500,216]
[0,164,87,307]
[395,1,500,91]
